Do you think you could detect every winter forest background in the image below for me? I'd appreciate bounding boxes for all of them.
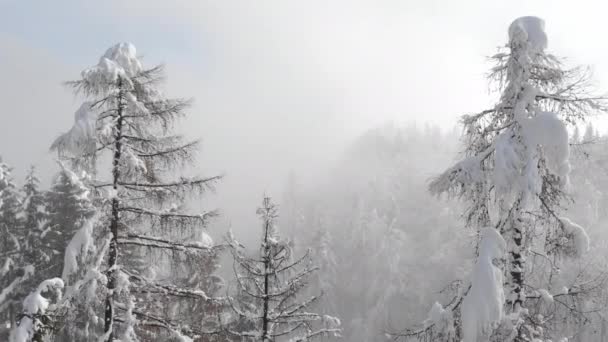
[4,1,608,342]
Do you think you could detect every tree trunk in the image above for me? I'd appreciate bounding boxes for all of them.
[504,200,526,341]
[509,221,524,310]
[104,77,124,341]
[262,218,271,342]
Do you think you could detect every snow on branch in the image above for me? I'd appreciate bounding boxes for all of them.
[118,233,219,253]
[461,228,506,342]
[429,146,492,197]
[224,196,341,341]
[10,278,64,342]
[0,266,35,307]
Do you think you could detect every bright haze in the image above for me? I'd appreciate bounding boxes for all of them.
[2,0,608,238]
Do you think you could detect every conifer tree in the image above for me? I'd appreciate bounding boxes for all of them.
[13,166,50,328]
[44,167,95,279]
[20,166,47,273]
[48,42,223,341]
[425,17,607,341]
[0,159,27,340]
[226,196,341,341]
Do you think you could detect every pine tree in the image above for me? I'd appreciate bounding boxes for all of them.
[47,42,223,341]
[226,196,341,341]
[427,17,607,341]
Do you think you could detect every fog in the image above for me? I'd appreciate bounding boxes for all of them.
[5,1,608,244]
[3,1,608,341]
[3,1,608,235]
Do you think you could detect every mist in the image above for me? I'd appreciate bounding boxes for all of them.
[3,1,608,341]
[4,0,608,239]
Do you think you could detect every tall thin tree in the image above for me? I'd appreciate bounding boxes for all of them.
[226,196,341,341]
[50,42,222,341]
[0,159,25,340]
[428,17,607,341]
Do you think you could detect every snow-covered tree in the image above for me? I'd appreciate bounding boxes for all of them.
[308,215,338,317]
[539,131,608,342]
[45,42,223,341]
[226,196,341,341]
[285,123,466,342]
[44,167,95,279]
[426,17,607,341]
[0,159,28,340]
[9,278,64,342]
[19,167,48,283]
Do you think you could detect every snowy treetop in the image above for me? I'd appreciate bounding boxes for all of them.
[81,42,143,92]
[508,16,547,52]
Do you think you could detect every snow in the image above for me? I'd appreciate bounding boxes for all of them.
[509,16,548,52]
[493,110,570,200]
[559,217,590,257]
[82,42,142,90]
[424,302,455,337]
[123,148,147,173]
[0,278,21,306]
[323,315,342,329]
[50,102,97,158]
[493,131,524,198]
[0,265,34,306]
[172,331,193,342]
[62,216,98,280]
[462,228,507,342]
[125,91,149,116]
[538,288,554,304]
[1,257,12,277]
[101,43,142,77]
[513,84,538,120]
[429,153,486,196]
[523,111,571,184]
[427,302,446,325]
[106,187,118,199]
[9,278,64,342]
[198,230,213,248]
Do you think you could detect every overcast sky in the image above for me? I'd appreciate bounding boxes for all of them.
[2,0,608,238]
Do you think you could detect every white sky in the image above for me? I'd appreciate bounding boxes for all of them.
[2,0,608,238]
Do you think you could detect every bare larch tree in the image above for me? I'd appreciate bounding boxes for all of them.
[226,196,341,341]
